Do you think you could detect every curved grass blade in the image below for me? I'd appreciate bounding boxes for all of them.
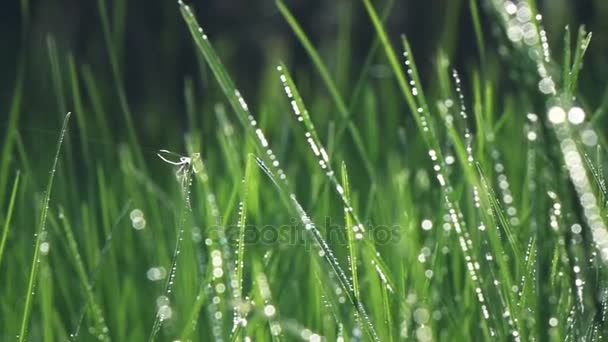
[277,63,395,292]
[254,156,379,341]
[275,0,375,180]
[18,112,71,342]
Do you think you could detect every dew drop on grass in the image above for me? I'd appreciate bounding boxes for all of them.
[131,216,146,230]
[547,106,566,125]
[157,305,173,321]
[539,78,555,95]
[146,267,167,281]
[549,317,558,327]
[129,209,143,220]
[421,219,432,231]
[567,106,585,125]
[263,305,276,317]
[39,242,50,255]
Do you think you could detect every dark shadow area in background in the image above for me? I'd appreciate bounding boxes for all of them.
[0,0,605,143]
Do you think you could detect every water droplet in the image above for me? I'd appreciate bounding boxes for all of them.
[567,106,585,125]
[548,106,566,124]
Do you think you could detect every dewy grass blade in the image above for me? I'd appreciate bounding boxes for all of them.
[235,155,254,302]
[341,162,359,301]
[57,206,110,341]
[18,112,71,342]
[252,259,283,341]
[0,170,20,267]
[228,154,253,342]
[276,0,375,180]
[277,63,395,292]
[254,157,380,341]
[148,151,197,342]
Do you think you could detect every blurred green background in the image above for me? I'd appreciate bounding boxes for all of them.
[3,0,608,145]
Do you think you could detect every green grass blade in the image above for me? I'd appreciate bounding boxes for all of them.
[67,53,91,165]
[236,154,254,301]
[341,162,359,301]
[72,200,131,339]
[18,112,71,342]
[96,0,144,167]
[276,0,375,180]
[469,0,485,63]
[565,26,592,101]
[55,207,110,341]
[0,64,24,211]
[254,156,379,341]
[277,62,395,291]
[0,171,20,267]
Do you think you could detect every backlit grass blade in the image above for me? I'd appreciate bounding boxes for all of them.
[253,156,379,341]
[18,112,71,342]
[276,0,375,180]
[363,0,502,334]
[236,154,254,301]
[341,163,359,301]
[277,62,396,291]
[564,27,592,101]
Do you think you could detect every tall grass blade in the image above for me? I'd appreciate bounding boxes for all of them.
[275,0,375,180]
[18,112,71,342]
[0,171,20,267]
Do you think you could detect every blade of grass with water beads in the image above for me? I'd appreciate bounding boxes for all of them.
[236,155,254,302]
[275,0,375,181]
[226,154,255,342]
[565,27,592,101]
[277,62,395,292]
[254,156,380,341]
[55,206,110,341]
[187,137,244,340]
[19,112,71,342]
[341,163,359,302]
[148,151,196,341]
[252,260,283,342]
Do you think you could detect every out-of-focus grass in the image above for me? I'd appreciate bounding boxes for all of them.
[2,0,608,341]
